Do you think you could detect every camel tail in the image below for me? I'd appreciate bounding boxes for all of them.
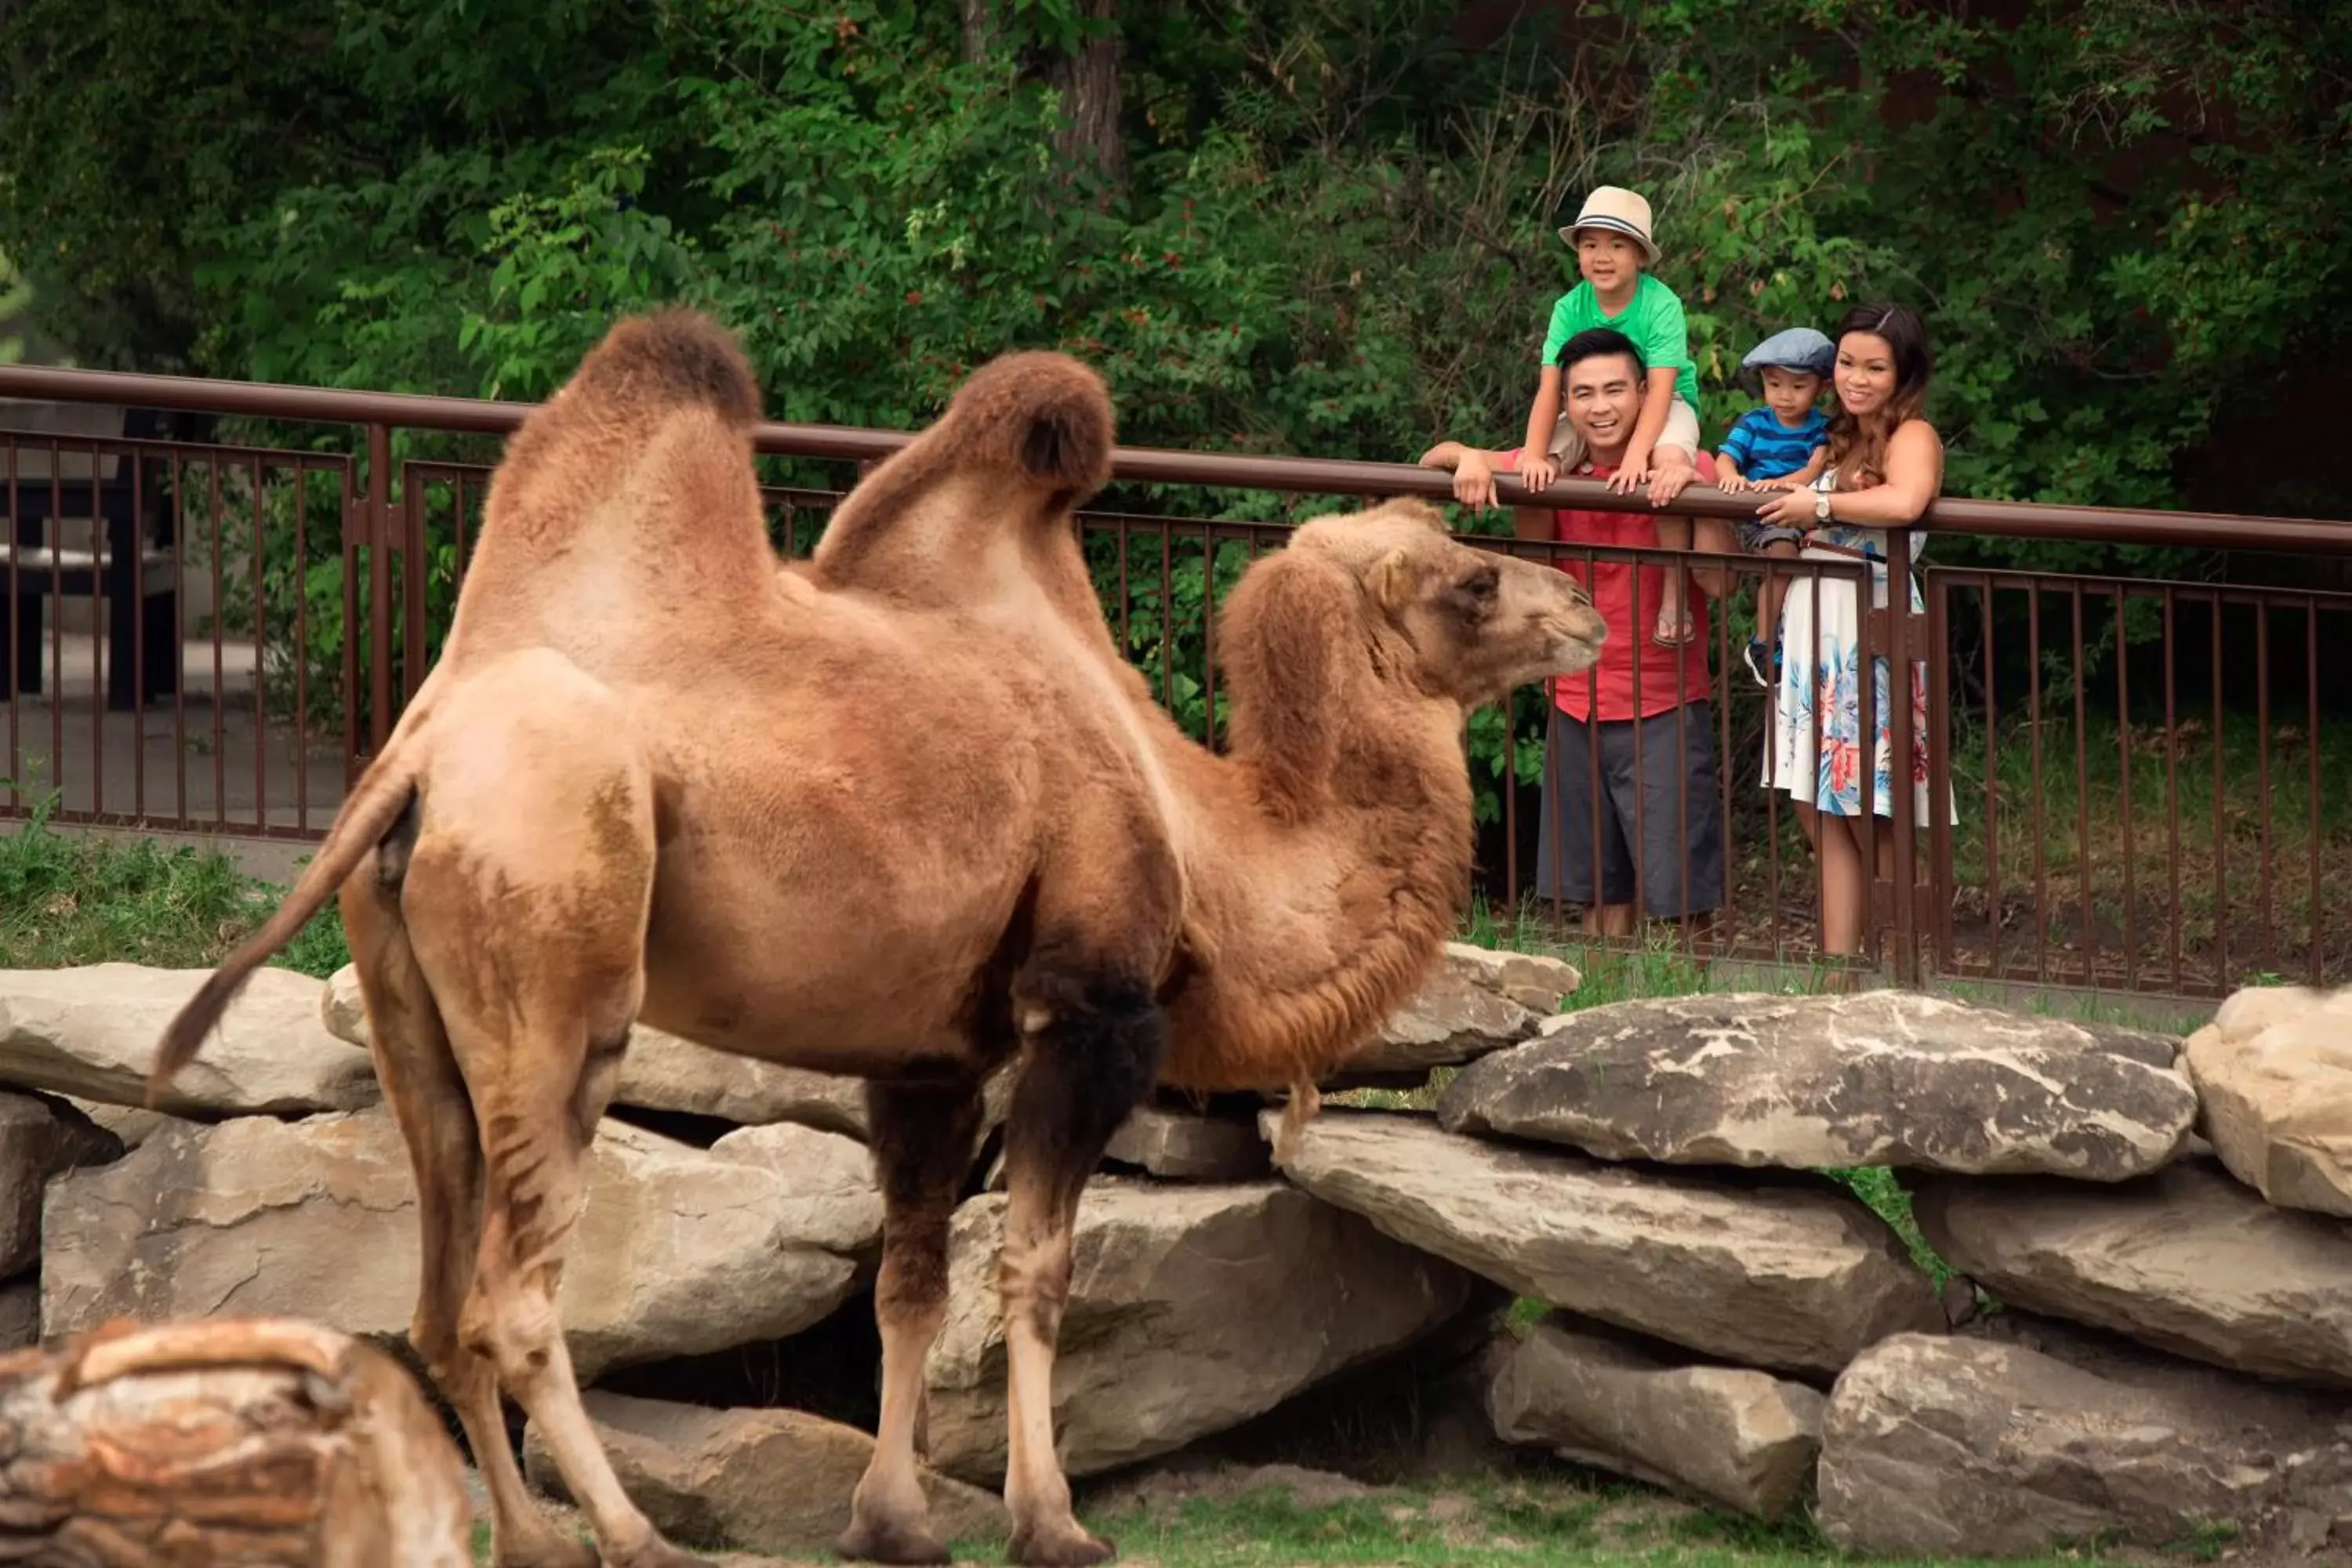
[147,749,421,1105]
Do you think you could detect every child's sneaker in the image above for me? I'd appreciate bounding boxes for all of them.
[1743,636,1778,688]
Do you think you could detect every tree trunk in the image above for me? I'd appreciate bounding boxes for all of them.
[0,1317,473,1566]
[957,0,995,64]
[1047,0,1126,186]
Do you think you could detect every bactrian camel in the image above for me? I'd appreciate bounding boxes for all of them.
[151,310,1606,1568]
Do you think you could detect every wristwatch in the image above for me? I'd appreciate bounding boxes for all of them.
[1812,488,1833,523]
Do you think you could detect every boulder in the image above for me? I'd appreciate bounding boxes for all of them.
[524,1392,1006,1555]
[42,1110,877,1378]
[0,1090,121,1275]
[0,964,378,1115]
[1486,1316,1823,1519]
[1439,942,1582,1014]
[1102,1105,1269,1181]
[1914,1160,2352,1387]
[1439,991,2193,1181]
[923,1178,1473,1484]
[1817,1332,2352,1557]
[0,1277,35,1351]
[2185,985,2352,1218]
[1337,946,1552,1078]
[1265,1109,1941,1377]
[321,964,869,1138]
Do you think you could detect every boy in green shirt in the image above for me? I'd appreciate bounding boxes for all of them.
[1515,186,1729,646]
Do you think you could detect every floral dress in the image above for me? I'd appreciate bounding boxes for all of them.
[1759,472,1955,823]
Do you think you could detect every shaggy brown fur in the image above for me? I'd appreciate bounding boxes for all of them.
[149,309,1603,1568]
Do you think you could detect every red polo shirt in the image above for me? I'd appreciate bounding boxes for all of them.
[1497,446,1716,723]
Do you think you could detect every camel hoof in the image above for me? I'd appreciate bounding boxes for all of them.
[837,1514,952,1565]
[1006,1520,1116,1566]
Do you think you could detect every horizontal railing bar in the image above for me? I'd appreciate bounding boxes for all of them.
[5,363,2351,555]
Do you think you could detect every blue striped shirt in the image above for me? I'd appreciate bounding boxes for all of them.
[1719,406,1828,481]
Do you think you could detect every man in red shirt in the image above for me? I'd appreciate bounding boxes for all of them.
[1420,327,1726,935]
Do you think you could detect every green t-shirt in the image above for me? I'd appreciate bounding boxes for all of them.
[1540,273,1698,409]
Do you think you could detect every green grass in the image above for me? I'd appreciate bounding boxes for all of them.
[469,1469,2156,1566]
[0,791,347,975]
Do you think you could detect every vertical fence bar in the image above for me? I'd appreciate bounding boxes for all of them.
[1926,571,1954,975]
[294,463,310,835]
[1886,528,1918,987]
[207,460,223,829]
[86,441,103,816]
[2115,587,2137,993]
[2026,580,2046,982]
[365,423,394,762]
[1979,576,2001,978]
[2309,597,2323,987]
[2069,584,2090,987]
[2211,594,2227,989]
[339,460,362,789]
[2163,586,2182,993]
[251,456,267,833]
[5,446,16,811]
[2255,599,2274,973]
[131,449,147,821]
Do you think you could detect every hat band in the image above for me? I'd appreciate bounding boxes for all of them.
[1569,215,1654,249]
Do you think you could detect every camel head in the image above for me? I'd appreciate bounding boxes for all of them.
[1217,497,1606,818]
[1247,496,1606,702]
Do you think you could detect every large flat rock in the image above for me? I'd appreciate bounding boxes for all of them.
[1486,1316,1823,1519]
[1914,1160,2352,1387]
[42,1110,877,1378]
[2,964,378,1115]
[524,1392,1006,1555]
[2186,985,2352,1218]
[1266,1109,1942,1377]
[1439,992,2193,1180]
[0,1090,121,1275]
[322,964,869,1138]
[923,1178,1473,1485]
[1818,1332,2352,1556]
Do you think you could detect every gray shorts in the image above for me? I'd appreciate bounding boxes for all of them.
[1737,519,1806,554]
[1533,702,1725,918]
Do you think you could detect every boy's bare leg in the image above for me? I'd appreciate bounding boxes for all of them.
[1757,540,1800,646]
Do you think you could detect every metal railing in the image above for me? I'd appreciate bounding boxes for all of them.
[3,359,2347,997]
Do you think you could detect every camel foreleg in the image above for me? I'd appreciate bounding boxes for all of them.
[996,971,1165,1567]
[842,1075,989,1566]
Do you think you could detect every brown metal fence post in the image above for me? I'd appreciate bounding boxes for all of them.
[361,423,394,773]
[1878,527,1924,985]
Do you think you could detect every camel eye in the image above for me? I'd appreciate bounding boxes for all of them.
[1450,564,1500,620]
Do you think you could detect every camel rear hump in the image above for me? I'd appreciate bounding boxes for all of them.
[470,310,769,573]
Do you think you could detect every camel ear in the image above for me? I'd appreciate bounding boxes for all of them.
[1369,546,1421,617]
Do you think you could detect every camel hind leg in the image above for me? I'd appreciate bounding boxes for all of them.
[840,1076,989,1565]
[397,666,710,1568]
[339,851,595,1568]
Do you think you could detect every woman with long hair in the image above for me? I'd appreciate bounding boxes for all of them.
[1750,303,1955,964]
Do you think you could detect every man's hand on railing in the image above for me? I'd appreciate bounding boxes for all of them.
[1642,454,1699,509]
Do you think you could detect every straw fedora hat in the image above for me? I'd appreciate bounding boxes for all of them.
[1558,186,1660,267]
